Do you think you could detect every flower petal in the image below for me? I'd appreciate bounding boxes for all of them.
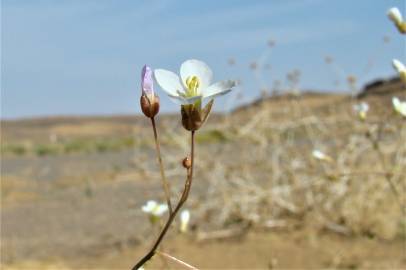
[202,80,236,99]
[180,210,190,223]
[393,97,401,110]
[153,204,169,216]
[180,210,190,232]
[394,60,406,83]
[141,65,154,96]
[387,7,403,23]
[154,69,184,97]
[393,97,406,117]
[180,59,213,91]
[392,59,406,73]
[312,150,326,160]
[142,200,157,213]
[354,103,368,112]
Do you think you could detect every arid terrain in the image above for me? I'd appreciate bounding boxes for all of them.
[1,80,406,269]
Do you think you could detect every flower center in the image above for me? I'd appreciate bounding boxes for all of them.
[185,76,200,97]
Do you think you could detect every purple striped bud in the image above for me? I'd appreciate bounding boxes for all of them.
[141,65,154,97]
[140,65,159,118]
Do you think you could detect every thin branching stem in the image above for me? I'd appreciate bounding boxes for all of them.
[156,251,199,270]
[132,131,196,270]
[375,142,404,215]
[368,123,405,216]
[151,117,173,214]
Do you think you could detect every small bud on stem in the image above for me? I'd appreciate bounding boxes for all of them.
[182,157,191,169]
[140,65,160,118]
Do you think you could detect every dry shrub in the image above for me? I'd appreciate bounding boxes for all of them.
[180,94,405,240]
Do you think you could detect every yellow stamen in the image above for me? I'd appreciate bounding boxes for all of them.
[359,111,366,121]
[186,76,200,96]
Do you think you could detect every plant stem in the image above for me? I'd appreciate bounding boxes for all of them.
[151,117,172,214]
[156,251,199,270]
[370,128,405,216]
[132,131,196,270]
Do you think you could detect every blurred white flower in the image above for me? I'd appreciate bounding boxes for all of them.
[353,102,369,120]
[387,7,403,24]
[312,150,333,162]
[387,7,406,33]
[392,59,406,84]
[179,209,191,233]
[312,150,326,160]
[154,59,236,105]
[392,97,406,117]
[142,200,168,218]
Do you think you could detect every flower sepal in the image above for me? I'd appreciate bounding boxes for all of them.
[397,22,406,34]
[181,99,214,131]
[149,214,161,224]
[140,94,160,118]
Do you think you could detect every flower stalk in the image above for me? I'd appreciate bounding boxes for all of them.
[150,117,173,214]
[132,131,196,270]
[140,65,173,213]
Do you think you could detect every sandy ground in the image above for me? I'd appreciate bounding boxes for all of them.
[4,229,405,269]
[2,147,405,269]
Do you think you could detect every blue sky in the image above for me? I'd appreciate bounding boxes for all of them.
[1,0,405,119]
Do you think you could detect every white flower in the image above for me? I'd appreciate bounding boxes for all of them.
[387,7,406,33]
[392,59,406,73]
[353,102,369,120]
[392,59,406,83]
[387,7,403,24]
[154,59,236,105]
[312,150,326,160]
[312,150,333,162]
[179,209,190,233]
[141,200,168,217]
[392,97,406,117]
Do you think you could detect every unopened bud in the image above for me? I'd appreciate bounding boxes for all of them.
[182,157,191,169]
[140,65,159,118]
[140,94,160,118]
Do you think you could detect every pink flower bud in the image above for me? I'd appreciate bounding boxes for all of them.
[140,65,159,118]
